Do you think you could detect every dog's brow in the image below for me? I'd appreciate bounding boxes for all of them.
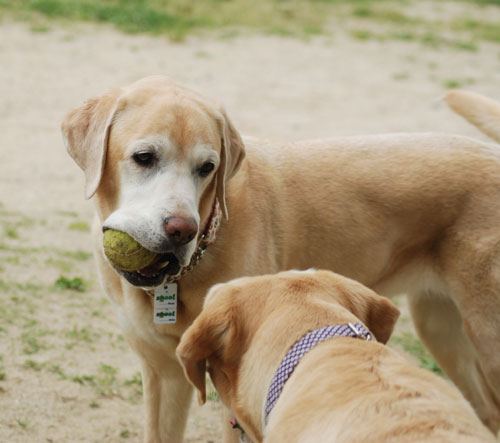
[191,143,220,164]
[127,135,173,156]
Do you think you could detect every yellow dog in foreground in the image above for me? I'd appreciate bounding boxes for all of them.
[177,270,496,442]
[62,77,500,441]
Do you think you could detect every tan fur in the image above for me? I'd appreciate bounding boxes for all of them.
[445,89,500,143]
[177,270,496,443]
[62,77,500,442]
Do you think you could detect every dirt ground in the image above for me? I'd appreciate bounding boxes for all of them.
[1,4,500,442]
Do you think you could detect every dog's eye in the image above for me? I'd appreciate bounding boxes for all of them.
[198,162,215,177]
[133,151,155,167]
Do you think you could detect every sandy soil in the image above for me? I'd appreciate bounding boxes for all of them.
[1,5,500,442]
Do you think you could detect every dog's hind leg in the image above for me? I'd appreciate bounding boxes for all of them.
[407,290,500,433]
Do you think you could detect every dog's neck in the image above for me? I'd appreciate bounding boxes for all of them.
[263,323,371,425]
[234,322,372,441]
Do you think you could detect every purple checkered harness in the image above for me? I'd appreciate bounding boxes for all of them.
[263,322,372,426]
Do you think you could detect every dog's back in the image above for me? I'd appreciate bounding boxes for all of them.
[265,340,496,443]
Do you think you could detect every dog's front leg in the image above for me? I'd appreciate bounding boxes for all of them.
[141,358,193,443]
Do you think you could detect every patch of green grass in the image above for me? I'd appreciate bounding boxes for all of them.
[0,280,43,295]
[68,221,90,232]
[96,364,120,396]
[393,71,410,81]
[0,0,330,40]
[390,332,444,376]
[453,40,478,51]
[0,0,499,47]
[124,371,143,399]
[124,372,142,388]
[352,6,419,26]
[19,282,42,293]
[442,77,476,89]
[463,0,500,4]
[63,364,121,396]
[23,318,38,329]
[49,364,68,380]
[21,331,48,355]
[350,29,374,40]
[16,418,28,429]
[58,250,92,261]
[72,374,95,385]
[32,0,203,39]
[3,225,19,239]
[443,79,462,89]
[0,243,41,254]
[100,363,117,376]
[2,245,91,262]
[120,429,131,438]
[54,275,87,292]
[5,256,20,265]
[78,363,121,396]
[206,376,219,402]
[390,31,416,41]
[56,210,78,217]
[0,279,10,292]
[453,18,500,43]
[352,6,373,18]
[38,361,140,400]
[30,23,50,32]
[420,32,443,48]
[23,359,45,371]
[0,355,5,381]
[65,325,99,344]
[45,257,73,272]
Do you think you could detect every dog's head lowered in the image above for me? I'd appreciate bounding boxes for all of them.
[176,269,399,440]
[61,76,245,287]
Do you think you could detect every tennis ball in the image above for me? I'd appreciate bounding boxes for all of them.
[103,229,157,271]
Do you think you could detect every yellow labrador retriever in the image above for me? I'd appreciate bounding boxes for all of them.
[177,270,496,442]
[62,76,500,441]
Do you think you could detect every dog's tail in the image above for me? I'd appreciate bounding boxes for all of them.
[444,89,500,143]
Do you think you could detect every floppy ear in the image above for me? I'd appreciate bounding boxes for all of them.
[61,89,123,199]
[176,308,231,405]
[216,108,246,219]
[349,287,400,344]
[363,293,400,344]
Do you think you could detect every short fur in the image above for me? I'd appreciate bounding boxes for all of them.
[62,77,500,442]
[177,270,496,442]
[445,89,500,143]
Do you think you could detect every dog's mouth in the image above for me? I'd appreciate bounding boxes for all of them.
[121,253,181,288]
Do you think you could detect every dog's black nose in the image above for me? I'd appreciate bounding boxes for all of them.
[164,216,198,246]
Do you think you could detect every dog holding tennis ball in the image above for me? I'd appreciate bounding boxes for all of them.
[62,76,500,442]
[103,230,157,271]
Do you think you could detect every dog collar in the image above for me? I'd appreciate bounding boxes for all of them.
[264,322,372,426]
[163,198,222,284]
[144,198,222,295]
